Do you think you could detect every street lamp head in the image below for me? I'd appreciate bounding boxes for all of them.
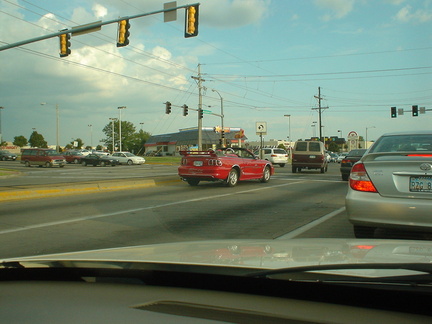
[118,106,126,109]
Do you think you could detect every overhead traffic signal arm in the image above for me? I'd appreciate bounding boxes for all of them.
[185,5,199,38]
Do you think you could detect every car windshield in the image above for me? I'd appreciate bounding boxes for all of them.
[1,0,431,296]
[369,134,432,153]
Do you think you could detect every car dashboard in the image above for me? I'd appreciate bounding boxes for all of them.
[1,265,431,323]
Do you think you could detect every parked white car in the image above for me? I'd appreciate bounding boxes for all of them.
[111,152,146,165]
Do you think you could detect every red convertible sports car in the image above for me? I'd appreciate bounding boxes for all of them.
[178,147,274,187]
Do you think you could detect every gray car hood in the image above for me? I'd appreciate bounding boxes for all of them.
[2,238,432,277]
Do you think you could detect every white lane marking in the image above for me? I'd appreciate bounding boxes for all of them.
[276,207,346,239]
[0,180,307,235]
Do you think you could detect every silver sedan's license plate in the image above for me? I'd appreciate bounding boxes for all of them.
[193,161,203,167]
[410,176,432,192]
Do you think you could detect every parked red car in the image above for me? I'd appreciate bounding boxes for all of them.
[63,150,85,164]
[178,147,274,187]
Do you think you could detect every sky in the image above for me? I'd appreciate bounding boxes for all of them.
[0,0,431,148]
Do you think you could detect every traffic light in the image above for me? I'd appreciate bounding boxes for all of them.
[165,101,171,114]
[59,32,71,57]
[198,108,203,119]
[412,105,418,117]
[182,104,188,116]
[391,107,397,118]
[185,5,199,38]
[117,19,130,47]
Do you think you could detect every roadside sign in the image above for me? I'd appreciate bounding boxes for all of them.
[256,122,267,135]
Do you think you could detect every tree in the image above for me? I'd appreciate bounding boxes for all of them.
[327,142,339,153]
[28,131,48,148]
[13,135,28,147]
[102,120,149,153]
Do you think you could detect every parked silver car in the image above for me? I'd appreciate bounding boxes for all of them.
[111,152,146,165]
[346,131,432,238]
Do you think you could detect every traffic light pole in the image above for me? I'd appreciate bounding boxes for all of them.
[192,64,205,150]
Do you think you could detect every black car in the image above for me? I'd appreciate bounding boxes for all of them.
[340,149,367,181]
[81,154,119,167]
[0,150,18,161]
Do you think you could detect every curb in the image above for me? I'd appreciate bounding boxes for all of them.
[0,178,180,202]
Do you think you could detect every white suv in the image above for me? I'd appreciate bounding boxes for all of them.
[259,148,289,167]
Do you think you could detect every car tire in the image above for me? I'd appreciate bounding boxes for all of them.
[320,167,325,173]
[342,173,349,181]
[74,158,79,164]
[226,169,239,187]
[127,160,133,165]
[187,179,200,186]
[45,162,52,168]
[100,161,106,167]
[279,163,285,167]
[353,225,375,238]
[260,166,271,183]
[82,161,87,166]
[24,161,31,167]
[292,166,297,173]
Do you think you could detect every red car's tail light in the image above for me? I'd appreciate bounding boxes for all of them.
[208,159,222,166]
[349,163,378,193]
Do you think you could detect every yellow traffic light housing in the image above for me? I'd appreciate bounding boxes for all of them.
[185,5,199,38]
[117,19,130,47]
[59,32,71,57]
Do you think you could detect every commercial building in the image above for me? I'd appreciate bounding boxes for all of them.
[145,127,246,156]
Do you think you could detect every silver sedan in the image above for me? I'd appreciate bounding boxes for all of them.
[346,131,432,238]
[111,152,146,165]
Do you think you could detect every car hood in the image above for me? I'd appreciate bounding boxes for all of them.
[2,238,432,275]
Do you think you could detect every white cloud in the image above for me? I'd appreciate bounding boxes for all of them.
[394,5,432,23]
[314,0,355,21]
[92,4,108,19]
[200,0,271,28]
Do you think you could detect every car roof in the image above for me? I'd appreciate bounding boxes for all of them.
[379,130,432,136]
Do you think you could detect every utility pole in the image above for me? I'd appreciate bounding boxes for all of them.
[191,64,205,150]
[312,87,328,143]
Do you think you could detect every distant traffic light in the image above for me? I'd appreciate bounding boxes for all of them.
[391,107,397,118]
[165,101,172,114]
[198,108,203,119]
[185,5,199,38]
[59,32,71,57]
[182,104,188,116]
[117,19,130,47]
[412,105,418,117]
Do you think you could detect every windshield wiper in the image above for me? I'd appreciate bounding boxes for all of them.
[247,263,432,282]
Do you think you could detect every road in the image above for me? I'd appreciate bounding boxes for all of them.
[0,161,353,259]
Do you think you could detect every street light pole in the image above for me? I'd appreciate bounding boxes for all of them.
[88,124,93,149]
[365,126,375,149]
[118,106,126,152]
[212,89,224,148]
[41,102,60,152]
[109,118,117,153]
[0,106,4,144]
[283,114,291,142]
